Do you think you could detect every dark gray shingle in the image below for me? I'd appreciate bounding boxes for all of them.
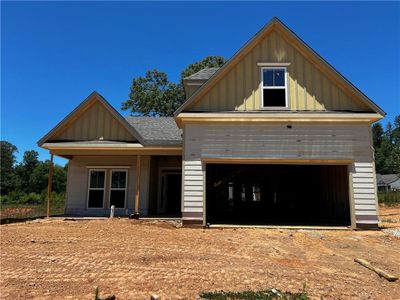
[184,67,219,80]
[125,116,182,146]
[376,174,400,185]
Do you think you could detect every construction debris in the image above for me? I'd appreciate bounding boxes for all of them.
[354,258,398,282]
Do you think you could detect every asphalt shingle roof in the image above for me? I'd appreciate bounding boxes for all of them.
[184,67,219,80]
[125,116,182,146]
[376,174,400,185]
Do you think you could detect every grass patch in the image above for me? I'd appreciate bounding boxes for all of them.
[378,191,400,206]
[0,192,65,224]
[199,288,309,300]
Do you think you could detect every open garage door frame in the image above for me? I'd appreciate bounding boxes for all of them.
[202,159,355,228]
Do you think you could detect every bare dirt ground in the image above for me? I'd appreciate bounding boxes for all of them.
[1,207,399,300]
[380,205,400,228]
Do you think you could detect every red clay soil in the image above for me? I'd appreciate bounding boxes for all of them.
[1,209,399,300]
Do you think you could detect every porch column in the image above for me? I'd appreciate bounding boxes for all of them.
[132,155,141,218]
[47,153,54,218]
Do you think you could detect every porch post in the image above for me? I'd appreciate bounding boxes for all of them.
[47,153,54,218]
[132,155,141,219]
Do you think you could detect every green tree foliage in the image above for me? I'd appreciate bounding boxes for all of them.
[29,161,67,194]
[122,70,185,116]
[0,141,18,195]
[122,56,226,116]
[0,141,68,199]
[373,115,400,174]
[372,123,384,148]
[15,150,40,192]
[180,56,225,80]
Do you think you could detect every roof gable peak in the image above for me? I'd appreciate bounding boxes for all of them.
[174,17,385,117]
[37,91,145,146]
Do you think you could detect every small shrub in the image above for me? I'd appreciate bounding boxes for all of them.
[199,288,309,300]
[0,194,10,204]
[2,191,24,203]
[378,191,400,206]
[20,193,42,205]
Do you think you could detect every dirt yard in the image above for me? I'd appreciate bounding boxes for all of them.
[1,207,399,300]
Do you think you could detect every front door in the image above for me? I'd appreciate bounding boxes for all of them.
[158,171,182,215]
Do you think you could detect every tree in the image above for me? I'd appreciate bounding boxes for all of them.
[374,115,400,175]
[15,150,40,193]
[392,115,400,145]
[0,141,18,195]
[180,56,225,80]
[122,70,185,116]
[29,161,67,194]
[372,123,384,148]
[122,56,226,116]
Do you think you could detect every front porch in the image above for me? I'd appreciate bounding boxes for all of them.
[49,153,182,218]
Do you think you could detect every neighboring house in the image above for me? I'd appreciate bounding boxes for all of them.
[376,174,400,191]
[38,18,385,229]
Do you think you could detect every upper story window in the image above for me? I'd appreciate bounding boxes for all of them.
[261,67,288,109]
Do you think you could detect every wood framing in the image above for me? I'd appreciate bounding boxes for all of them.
[46,153,54,218]
[134,155,141,215]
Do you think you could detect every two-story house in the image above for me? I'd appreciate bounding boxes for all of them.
[38,18,385,229]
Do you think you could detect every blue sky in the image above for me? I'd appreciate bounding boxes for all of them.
[2,1,400,166]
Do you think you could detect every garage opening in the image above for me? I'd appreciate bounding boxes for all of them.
[206,164,350,226]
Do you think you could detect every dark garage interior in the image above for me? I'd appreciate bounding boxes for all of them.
[206,164,350,226]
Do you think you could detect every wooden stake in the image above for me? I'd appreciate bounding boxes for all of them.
[134,155,141,216]
[47,153,54,218]
[355,258,398,282]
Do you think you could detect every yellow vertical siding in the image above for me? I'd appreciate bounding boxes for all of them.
[55,101,135,142]
[189,29,371,112]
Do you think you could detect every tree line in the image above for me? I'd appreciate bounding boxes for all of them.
[372,115,400,175]
[0,141,67,204]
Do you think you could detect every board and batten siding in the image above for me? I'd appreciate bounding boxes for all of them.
[55,101,135,142]
[188,30,371,113]
[182,122,379,227]
[66,155,150,216]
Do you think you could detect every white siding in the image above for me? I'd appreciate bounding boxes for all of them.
[182,122,378,227]
[66,155,150,216]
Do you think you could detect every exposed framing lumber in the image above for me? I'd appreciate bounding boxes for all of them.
[354,258,398,282]
[133,155,141,218]
[47,153,54,218]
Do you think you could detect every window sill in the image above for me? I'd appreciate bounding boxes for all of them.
[260,107,290,111]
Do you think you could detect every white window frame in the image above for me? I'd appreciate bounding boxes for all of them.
[108,169,128,209]
[87,169,106,209]
[260,66,289,110]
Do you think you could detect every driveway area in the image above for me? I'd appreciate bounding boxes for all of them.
[1,207,399,299]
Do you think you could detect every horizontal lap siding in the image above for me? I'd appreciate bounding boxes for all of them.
[183,123,378,226]
[353,162,378,224]
[66,156,150,215]
[182,160,203,214]
[185,124,370,160]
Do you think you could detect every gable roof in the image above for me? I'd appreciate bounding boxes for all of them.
[184,68,219,80]
[174,17,385,116]
[376,174,400,185]
[125,116,182,146]
[37,91,145,146]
